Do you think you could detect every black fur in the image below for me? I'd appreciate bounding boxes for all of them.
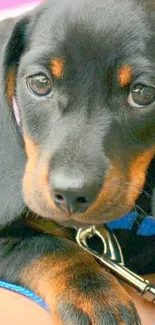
[0,0,155,323]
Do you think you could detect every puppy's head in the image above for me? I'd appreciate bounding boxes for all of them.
[4,0,155,227]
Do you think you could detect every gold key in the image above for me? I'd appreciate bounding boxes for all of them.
[76,225,155,304]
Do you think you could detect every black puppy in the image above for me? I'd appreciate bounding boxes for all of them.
[0,0,155,323]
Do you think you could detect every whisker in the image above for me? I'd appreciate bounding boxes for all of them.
[133,203,147,217]
[0,171,32,183]
[144,181,154,191]
[48,226,67,233]
[3,182,22,191]
[25,208,31,219]
[121,182,152,199]
[3,191,22,211]
[19,204,28,217]
[32,214,68,233]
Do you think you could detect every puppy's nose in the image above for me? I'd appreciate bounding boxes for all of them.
[51,174,99,214]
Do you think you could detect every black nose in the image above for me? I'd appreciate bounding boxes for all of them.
[51,174,100,214]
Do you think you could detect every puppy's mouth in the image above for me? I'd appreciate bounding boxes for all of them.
[57,191,126,227]
[22,135,155,226]
[60,219,97,229]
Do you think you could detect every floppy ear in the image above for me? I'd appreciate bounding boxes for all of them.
[0,16,32,226]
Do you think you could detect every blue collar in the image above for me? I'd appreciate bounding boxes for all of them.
[106,212,155,236]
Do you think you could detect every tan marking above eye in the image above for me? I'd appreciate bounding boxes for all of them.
[118,65,133,87]
[50,58,64,79]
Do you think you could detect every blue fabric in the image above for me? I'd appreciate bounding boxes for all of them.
[106,212,155,236]
[0,281,49,311]
[106,212,138,231]
[0,212,155,311]
[137,216,155,236]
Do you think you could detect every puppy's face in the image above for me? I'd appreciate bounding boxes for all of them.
[12,0,155,227]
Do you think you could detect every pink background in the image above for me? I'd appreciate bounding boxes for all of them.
[0,0,41,20]
[0,0,39,9]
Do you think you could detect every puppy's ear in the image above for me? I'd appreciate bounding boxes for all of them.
[5,17,30,103]
[0,16,32,226]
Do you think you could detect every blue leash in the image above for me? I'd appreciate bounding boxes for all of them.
[0,281,49,311]
[0,212,155,311]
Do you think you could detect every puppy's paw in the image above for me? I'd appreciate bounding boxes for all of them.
[47,257,141,324]
[20,243,141,324]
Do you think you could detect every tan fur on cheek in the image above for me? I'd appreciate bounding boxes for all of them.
[23,134,57,211]
[36,161,56,209]
[85,165,124,213]
[22,134,39,203]
[24,135,39,159]
[6,70,16,105]
[76,149,155,222]
[127,148,155,204]
[90,149,155,215]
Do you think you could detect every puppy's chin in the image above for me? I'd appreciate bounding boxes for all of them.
[24,191,132,228]
[28,206,125,229]
[59,219,101,229]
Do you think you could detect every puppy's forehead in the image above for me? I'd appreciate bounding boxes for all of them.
[31,0,149,56]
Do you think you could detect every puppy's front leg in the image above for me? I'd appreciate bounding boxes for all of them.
[0,227,141,325]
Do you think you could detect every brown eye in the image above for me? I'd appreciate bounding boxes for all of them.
[27,74,52,97]
[128,83,155,107]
